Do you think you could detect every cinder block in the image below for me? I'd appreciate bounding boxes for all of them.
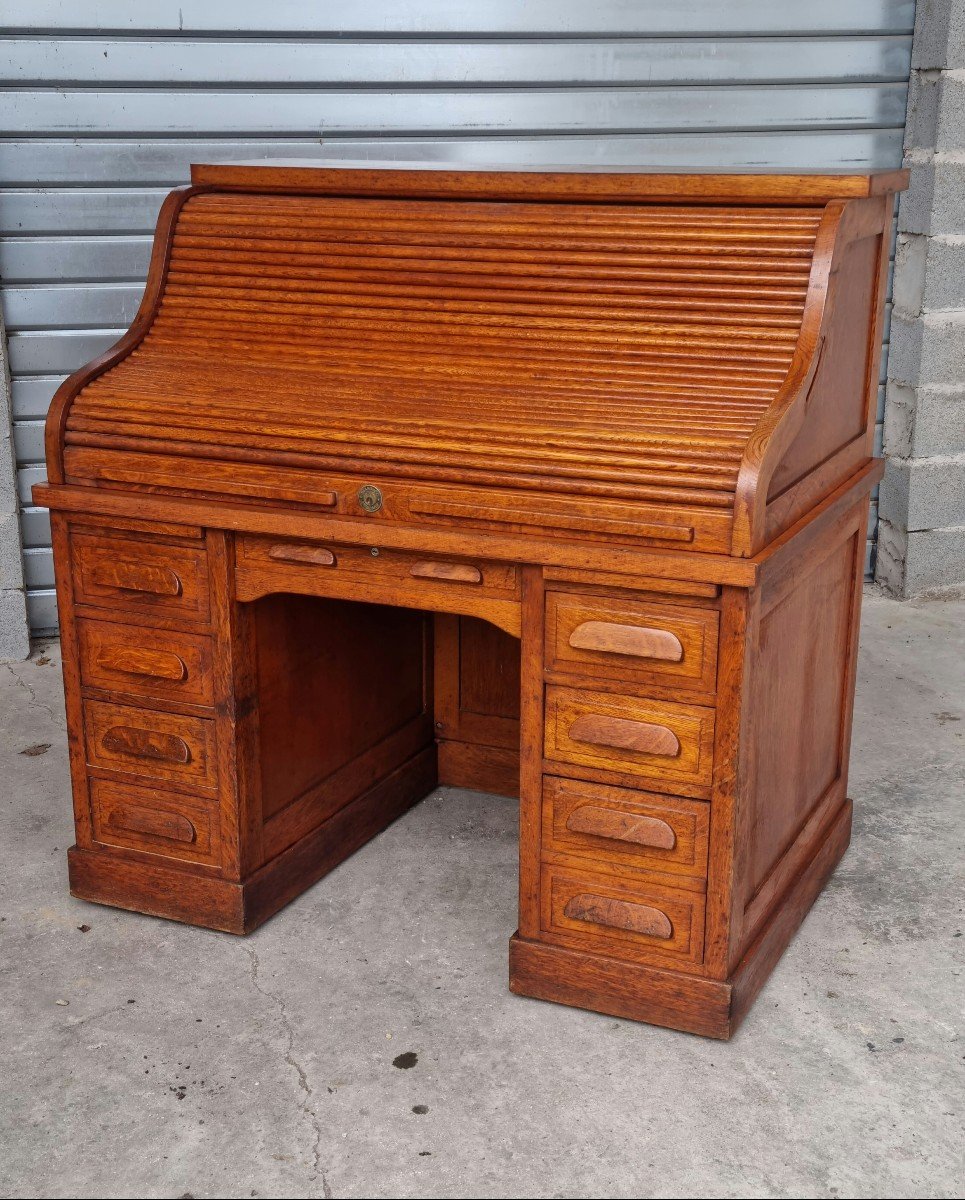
[0,511,25,590]
[879,452,965,529]
[878,457,911,526]
[0,588,30,662]
[892,233,927,315]
[908,385,965,456]
[889,311,965,386]
[898,161,935,235]
[904,70,942,149]
[876,518,965,596]
[922,235,965,309]
[910,0,958,70]
[0,436,17,515]
[936,71,965,152]
[905,525,965,593]
[882,381,916,456]
[874,517,908,594]
[930,160,965,235]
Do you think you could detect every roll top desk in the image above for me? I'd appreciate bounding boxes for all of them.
[35,163,906,1038]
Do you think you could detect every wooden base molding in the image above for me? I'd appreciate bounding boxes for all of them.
[69,747,436,934]
[510,799,852,1039]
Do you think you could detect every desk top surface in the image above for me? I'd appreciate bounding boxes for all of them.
[191,160,909,205]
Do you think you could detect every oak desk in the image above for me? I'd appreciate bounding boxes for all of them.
[35,163,906,1038]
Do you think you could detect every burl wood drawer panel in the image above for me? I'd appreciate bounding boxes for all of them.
[89,778,221,867]
[543,776,709,879]
[84,698,218,791]
[545,591,719,693]
[541,862,705,966]
[77,618,214,707]
[544,685,716,791]
[70,531,210,621]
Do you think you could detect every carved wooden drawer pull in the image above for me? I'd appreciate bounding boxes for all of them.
[96,646,188,683]
[569,713,680,757]
[564,894,673,939]
[565,804,677,850]
[107,805,197,844]
[267,543,336,566]
[569,621,683,662]
[90,561,182,597]
[101,726,192,765]
[409,561,482,584]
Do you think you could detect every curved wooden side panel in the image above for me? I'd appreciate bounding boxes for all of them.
[731,193,894,557]
[43,184,199,484]
[731,199,845,557]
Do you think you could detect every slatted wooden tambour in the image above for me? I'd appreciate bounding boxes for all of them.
[36,162,906,1039]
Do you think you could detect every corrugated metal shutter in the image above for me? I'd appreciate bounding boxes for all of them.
[1,1,915,632]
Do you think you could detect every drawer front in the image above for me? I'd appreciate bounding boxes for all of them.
[71,532,209,621]
[545,686,715,790]
[238,535,518,596]
[84,698,217,790]
[543,776,709,878]
[541,863,704,964]
[78,618,214,707]
[89,778,221,867]
[236,535,521,633]
[546,591,718,692]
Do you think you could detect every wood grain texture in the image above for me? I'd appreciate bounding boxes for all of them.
[78,618,213,706]
[38,164,902,1038]
[545,686,716,793]
[546,591,719,696]
[191,163,908,204]
[544,777,709,878]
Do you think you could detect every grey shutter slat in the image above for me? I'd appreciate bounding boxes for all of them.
[25,590,58,635]
[2,284,145,331]
[3,36,912,84]
[4,84,910,135]
[0,237,154,282]
[12,421,45,464]
[8,0,917,35]
[0,130,908,185]
[6,329,122,374]
[11,376,68,420]
[19,506,52,549]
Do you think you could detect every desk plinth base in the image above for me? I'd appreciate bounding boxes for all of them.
[67,746,436,935]
[510,799,851,1040]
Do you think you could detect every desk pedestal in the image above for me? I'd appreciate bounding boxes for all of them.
[51,479,870,1038]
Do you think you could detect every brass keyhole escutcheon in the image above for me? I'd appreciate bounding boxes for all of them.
[357,484,383,514]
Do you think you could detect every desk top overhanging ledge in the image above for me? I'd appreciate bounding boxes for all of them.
[41,162,907,562]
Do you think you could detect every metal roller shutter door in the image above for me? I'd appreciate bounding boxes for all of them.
[0,0,915,631]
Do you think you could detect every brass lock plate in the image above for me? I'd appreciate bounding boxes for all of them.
[357,485,383,514]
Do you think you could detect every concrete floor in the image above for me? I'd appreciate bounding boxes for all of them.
[0,593,962,1200]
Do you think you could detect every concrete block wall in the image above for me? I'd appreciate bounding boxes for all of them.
[879,0,965,596]
[0,313,30,660]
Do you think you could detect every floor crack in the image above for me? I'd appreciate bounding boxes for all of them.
[245,943,328,1193]
[3,663,60,724]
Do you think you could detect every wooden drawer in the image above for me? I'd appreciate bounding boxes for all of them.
[543,776,709,879]
[70,531,209,621]
[236,535,520,635]
[541,862,705,965]
[84,698,218,790]
[78,618,214,707]
[546,591,718,692]
[89,778,221,867]
[544,685,715,792]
